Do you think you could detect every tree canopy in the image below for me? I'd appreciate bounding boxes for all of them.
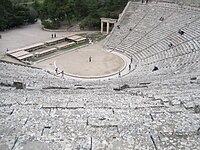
[40,0,128,29]
[0,0,38,31]
[0,0,128,30]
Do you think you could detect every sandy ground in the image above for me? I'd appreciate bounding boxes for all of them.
[35,43,125,77]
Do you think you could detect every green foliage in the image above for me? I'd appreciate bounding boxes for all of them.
[80,17,100,30]
[40,0,128,29]
[42,19,60,29]
[28,7,38,23]
[0,0,128,30]
[0,0,38,31]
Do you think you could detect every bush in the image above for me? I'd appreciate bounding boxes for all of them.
[39,0,128,30]
[42,19,60,29]
[80,15,100,30]
[28,7,38,23]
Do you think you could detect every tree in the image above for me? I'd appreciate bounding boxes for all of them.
[0,0,38,31]
[40,0,128,29]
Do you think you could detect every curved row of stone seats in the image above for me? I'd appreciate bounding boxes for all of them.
[1,81,199,149]
[138,25,200,60]
[132,52,199,77]
[105,2,200,66]
[122,48,200,81]
[158,51,199,73]
[0,62,76,88]
[0,63,199,149]
[140,36,200,69]
[128,9,200,60]
[184,52,200,73]
[105,3,150,49]
[1,1,200,149]
[120,6,200,73]
[128,72,200,106]
[159,0,200,7]
[105,3,171,49]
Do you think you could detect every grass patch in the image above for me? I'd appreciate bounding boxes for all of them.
[77,32,107,42]
[87,32,107,42]
[60,41,88,51]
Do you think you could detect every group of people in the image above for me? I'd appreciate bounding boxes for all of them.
[51,33,57,38]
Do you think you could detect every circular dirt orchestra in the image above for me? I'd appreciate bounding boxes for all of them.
[35,44,125,78]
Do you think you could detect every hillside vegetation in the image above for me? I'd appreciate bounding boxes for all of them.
[40,0,128,29]
[0,0,38,31]
[0,0,128,31]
